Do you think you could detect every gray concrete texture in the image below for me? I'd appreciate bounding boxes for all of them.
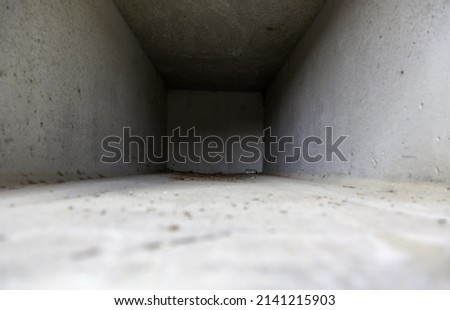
[265,0,450,183]
[1,0,450,291]
[1,173,449,289]
[0,0,167,186]
[114,0,326,91]
[167,90,264,174]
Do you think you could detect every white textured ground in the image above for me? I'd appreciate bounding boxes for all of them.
[0,173,449,289]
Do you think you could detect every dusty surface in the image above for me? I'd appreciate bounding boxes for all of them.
[265,0,450,183]
[0,0,166,186]
[0,173,449,289]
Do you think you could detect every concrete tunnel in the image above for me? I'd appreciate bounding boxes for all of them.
[1,0,450,289]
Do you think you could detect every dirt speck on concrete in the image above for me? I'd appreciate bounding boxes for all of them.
[144,241,162,251]
[169,172,255,183]
[71,247,100,260]
[168,224,180,232]
[437,218,447,225]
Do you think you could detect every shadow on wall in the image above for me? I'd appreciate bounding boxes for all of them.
[167,90,264,174]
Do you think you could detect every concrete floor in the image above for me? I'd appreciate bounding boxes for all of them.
[0,173,449,289]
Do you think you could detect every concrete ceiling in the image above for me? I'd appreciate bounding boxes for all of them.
[115,0,326,91]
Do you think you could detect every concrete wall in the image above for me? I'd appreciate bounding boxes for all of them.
[265,0,450,183]
[114,0,326,91]
[168,90,263,174]
[0,0,166,186]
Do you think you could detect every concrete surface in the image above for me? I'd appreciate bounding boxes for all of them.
[1,0,449,292]
[114,0,326,91]
[0,0,166,186]
[168,90,264,174]
[1,173,449,289]
[265,0,450,183]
